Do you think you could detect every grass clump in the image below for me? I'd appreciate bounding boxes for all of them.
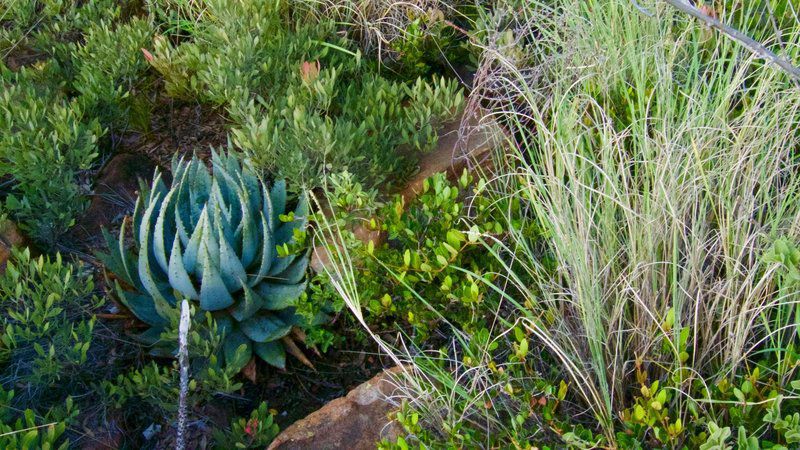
[320,0,800,448]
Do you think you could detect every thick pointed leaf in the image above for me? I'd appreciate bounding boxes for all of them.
[215,212,246,291]
[268,252,308,282]
[173,165,194,246]
[262,185,275,233]
[269,180,286,228]
[116,284,168,327]
[138,193,175,312]
[240,314,291,343]
[253,341,285,369]
[214,313,233,336]
[168,236,198,300]
[238,193,259,268]
[132,189,146,243]
[188,160,212,222]
[223,330,252,373]
[98,226,137,289]
[153,188,177,274]
[183,207,207,276]
[256,280,307,310]
[294,192,309,218]
[137,326,167,346]
[230,281,264,322]
[248,212,273,287]
[199,240,234,311]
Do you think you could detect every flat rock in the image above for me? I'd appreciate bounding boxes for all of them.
[268,367,405,450]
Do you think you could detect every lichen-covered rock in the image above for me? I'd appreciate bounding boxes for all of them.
[268,367,405,450]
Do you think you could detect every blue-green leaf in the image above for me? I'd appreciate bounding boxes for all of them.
[230,281,264,322]
[268,252,308,282]
[116,284,168,327]
[257,280,307,310]
[248,211,273,287]
[168,235,198,300]
[199,240,234,311]
[270,180,286,228]
[240,314,291,343]
[223,330,252,373]
[183,207,207,276]
[254,341,286,369]
[153,188,177,274]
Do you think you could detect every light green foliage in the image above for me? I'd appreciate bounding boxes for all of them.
[69,17,154,126]
[0,388,77,450]
[0,1,151,244]
[212,401,280,449]
[0,249,94,449]
[0,0,118,55]
[0,247,100,387]
[100,151,312,370]
[145,0,463,187]
[328,171,511,340]
[0,64,102,243]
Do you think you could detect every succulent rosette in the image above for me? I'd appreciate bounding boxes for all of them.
[100,151,310,369]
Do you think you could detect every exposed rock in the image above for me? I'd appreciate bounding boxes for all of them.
[0,219,27,273]
[70,153,156,245]
[268,367,405,450]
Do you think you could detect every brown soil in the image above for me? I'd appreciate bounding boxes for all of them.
[112,97,229,169]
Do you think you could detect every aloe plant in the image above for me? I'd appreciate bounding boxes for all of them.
[100,151,310,369]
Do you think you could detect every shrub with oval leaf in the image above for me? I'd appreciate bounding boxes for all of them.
[99,152,311,370]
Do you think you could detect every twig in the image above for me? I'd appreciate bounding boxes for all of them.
[662,0,800,81]
[175,300,191,450]
[0,422,57,438]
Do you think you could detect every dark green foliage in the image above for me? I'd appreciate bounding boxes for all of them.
[99,311,243,414]
[322,170,513,341]
[0,64,102,243]
[0,388,77,450]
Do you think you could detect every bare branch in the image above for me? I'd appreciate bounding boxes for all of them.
[662,0,800,81]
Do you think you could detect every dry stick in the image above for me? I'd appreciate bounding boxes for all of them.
[662,0,800,82]
[175,299,191,450]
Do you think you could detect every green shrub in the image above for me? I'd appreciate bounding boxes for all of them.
[0,0,119,56]
[100,310,243,414]
[320,171,514,342]
[0,247,100,390]
[0,247,100,449]
[100,151,313,371]
[0,63,102,243]
[69,17,154,127]
[145,0,464,188]
[212,401,280,449]
[0,388,77,450]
